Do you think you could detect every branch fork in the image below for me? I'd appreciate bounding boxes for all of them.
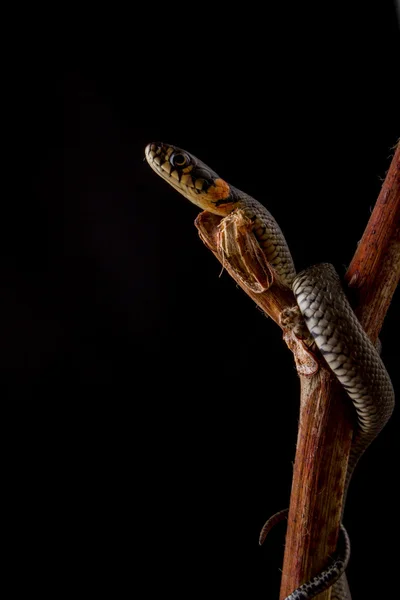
[195,142,400,599]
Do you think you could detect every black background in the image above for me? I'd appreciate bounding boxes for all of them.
[4,3,400,598]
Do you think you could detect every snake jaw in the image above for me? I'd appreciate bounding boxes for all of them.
[145,142,240,216]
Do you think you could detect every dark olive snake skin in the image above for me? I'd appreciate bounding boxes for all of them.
[145,143,395,599]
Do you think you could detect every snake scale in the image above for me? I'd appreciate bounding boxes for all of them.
[145,142,395,599]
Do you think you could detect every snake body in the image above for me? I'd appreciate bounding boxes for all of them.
[145,142,395,599]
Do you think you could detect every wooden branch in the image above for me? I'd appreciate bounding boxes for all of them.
[195,210,319,378]
[345,141,400,339]
[194,208,354,599]
[279,373,353,600]
[193,142,399,599]
[195,210,295,327]
[280,141,400,599]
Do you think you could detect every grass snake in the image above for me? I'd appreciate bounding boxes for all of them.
[145,142,395,599]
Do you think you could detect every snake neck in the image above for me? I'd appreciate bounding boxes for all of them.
[231,187,297,287]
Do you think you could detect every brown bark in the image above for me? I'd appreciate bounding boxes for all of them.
[279,374,352,600]
[345,141,400,340]
[195,210,295,328]
[195,211,319,378]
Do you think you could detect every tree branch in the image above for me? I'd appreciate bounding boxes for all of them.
[194,141,399,599]
[346,141,400,338]
[280,141,400,599]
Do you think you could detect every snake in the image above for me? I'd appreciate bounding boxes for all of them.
[145,142,395,599]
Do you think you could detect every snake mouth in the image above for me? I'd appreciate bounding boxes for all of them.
[145,142,239,215]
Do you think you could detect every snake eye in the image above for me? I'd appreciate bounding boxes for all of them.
[170,152,190,168]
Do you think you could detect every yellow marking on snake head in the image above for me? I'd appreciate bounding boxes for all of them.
[181,173,193,186]
[208,178,230,201]
[161,161,172,175]
[191,178,239,215]
[195,179,204,191]
[165,147,174,161]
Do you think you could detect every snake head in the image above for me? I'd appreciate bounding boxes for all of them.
[145,142,240,216]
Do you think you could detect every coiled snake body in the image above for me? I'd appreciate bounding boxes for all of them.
[145,142,395,599]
